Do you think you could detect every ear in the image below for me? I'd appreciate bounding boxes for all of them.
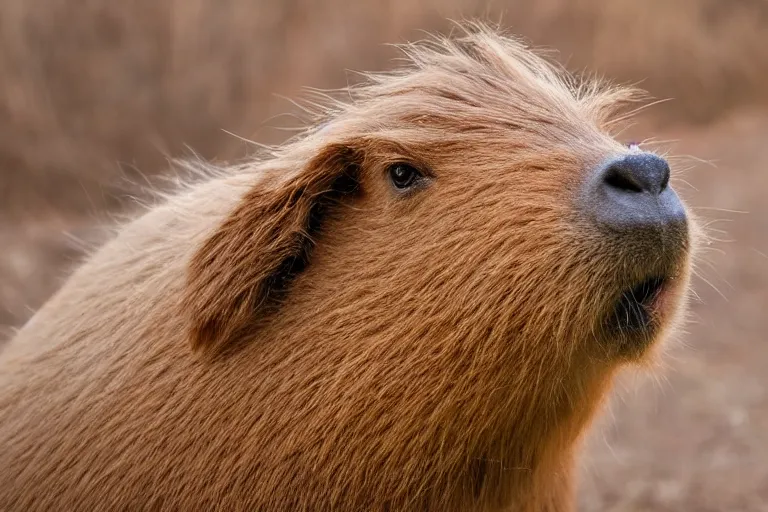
[181,142,364,354]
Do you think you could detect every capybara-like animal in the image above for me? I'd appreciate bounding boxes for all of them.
[0,23,697,511]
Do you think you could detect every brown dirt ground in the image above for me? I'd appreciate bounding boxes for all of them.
[1,0,767,509]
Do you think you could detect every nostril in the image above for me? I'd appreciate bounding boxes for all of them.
[659,171,670,192]
[597,153,671,196]
[603,165,644,194]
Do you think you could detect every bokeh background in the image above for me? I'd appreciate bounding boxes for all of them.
[1,0,766,509]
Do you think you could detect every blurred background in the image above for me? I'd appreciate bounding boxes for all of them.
[1,0,766,509]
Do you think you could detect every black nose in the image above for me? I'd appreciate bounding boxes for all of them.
[583,152,687,233]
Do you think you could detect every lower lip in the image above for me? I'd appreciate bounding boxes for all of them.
[646,278,676,320]
[609,276,678,335]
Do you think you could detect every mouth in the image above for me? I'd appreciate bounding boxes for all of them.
[607,275,670,336]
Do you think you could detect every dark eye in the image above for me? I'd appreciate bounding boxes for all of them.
[388,164,420,189]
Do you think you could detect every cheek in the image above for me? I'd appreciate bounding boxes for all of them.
[322,177,582,297]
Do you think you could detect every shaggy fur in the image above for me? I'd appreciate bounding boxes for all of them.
[0,23,696,511]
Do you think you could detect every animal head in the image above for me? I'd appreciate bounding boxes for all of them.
[180,22,695,421]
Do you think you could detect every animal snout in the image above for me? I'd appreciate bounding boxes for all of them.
[583,152,687,235]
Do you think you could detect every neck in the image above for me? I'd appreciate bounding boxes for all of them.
[479,356,617,511]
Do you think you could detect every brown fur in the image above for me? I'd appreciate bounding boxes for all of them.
[0,23,696,511]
